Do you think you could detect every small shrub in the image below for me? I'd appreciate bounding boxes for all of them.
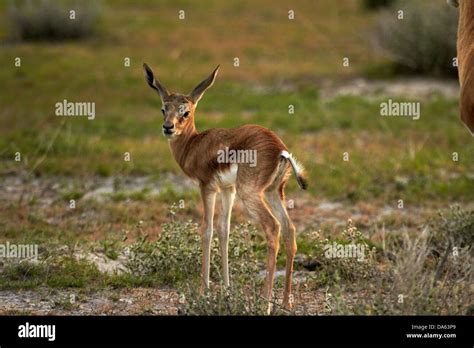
[0,257,102,289]
[7,0,101,41]
[125,220,202,285]
[1,261,48,282]
[307,220,378,289]
[126,219,263,287]
[372,0,458,76]
[125,215,275,314]
[431,205,474,249]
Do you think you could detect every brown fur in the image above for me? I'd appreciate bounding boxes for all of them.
[143,64,305,310]
[171,124,287,187]
[455,0,474,133]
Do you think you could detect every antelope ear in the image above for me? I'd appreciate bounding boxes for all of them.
[190,65,220,104]
[143,63,169,100]
[447,0,459,8]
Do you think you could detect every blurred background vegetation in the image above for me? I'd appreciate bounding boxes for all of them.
[373,0,458,76]
[0,0,471,204]
[6,0,101,41]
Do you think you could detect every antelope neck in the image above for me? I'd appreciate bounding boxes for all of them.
[169,121,198,172]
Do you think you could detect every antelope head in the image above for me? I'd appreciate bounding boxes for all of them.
[143,63,219,138]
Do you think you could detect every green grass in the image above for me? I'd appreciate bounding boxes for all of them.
[0,258,163,290]
[0,0,472,203]
[1,88,472,202]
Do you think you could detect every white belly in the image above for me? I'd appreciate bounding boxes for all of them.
[215,163,238,188]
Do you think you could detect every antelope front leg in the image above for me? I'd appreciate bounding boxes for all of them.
[218,187,236,287]
[199,186,217,293]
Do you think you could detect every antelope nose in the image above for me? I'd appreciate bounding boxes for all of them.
[163,123,174,130]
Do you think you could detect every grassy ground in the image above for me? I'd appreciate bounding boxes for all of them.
[0,0,472,315]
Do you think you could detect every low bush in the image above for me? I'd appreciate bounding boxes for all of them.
[7,0,101,41]
[307,219,378,289]
[125,216,273,314]
[372,0,458,76]
[126,215,263,283]
[430,205,474,249]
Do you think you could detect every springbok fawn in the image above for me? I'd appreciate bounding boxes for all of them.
[143,63,307,309]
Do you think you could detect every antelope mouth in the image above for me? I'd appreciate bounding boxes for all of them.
[162,129,176,138]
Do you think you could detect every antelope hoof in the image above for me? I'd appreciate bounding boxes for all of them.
[283,300,294,310]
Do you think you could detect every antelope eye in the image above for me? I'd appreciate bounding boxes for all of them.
[183,111,190,118]
[161,109,165,115]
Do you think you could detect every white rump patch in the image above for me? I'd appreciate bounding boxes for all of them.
[280,150,291,159]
